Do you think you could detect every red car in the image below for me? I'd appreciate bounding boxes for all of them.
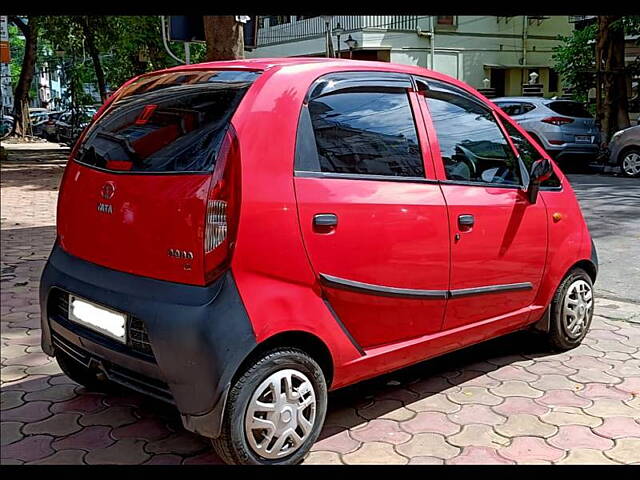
[40,58,597,465]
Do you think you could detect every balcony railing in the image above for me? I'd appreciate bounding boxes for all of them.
[256,16,421,47]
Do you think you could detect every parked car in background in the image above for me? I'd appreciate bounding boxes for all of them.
[42,111,66,140]
[50,109,96,145]
[607,125,640,177]
[493,97,600,168]
[29,108,51,137]
[40,59,598,465]
[1,114,14,138]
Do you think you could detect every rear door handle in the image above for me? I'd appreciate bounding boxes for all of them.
[458,214,474,228]
[313,213,338,227]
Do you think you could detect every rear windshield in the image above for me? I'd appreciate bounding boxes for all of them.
[547,101,592,118]
[75,70,260,173]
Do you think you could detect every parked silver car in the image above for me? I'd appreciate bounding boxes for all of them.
[607,125,640,178]
[493,97,600,165]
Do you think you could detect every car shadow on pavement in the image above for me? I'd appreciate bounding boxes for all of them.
[316,331,550,439]
[0,162,66,193]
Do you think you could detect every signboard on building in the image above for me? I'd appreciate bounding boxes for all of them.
[1,16,14,114]
[168,16,258,50]
[0,15,9,63]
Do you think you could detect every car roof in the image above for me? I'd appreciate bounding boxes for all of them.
[492,97,549,103]
[137,57,493,106]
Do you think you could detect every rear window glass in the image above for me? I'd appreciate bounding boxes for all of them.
[547,101,592,118]
[75,70,260,173]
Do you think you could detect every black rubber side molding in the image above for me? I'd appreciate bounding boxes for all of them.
[319,273,533,299]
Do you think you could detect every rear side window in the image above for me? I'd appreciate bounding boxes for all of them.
[547,101,592,118]
[496,103,522,116]
[75,70,260,173]
[301,90,424,177]
[424,80,522,186]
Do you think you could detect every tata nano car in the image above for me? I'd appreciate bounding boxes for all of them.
[40,58,598,465]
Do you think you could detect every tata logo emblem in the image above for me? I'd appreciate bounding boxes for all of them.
[168,249,194,260]
[97,203,113,214]
[101,182,116,200]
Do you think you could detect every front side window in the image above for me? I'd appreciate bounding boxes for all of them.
[424,80,522,186]
[500,120,562,188]
[303,90,424,177]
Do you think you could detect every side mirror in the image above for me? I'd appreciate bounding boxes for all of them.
[527,158,553,204]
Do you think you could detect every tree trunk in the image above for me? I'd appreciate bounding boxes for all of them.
[203,16,244,61]
[9,16,39,137]
[597,16,630,145]
[82,17,107,103]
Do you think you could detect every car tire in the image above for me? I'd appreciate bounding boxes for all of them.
[546,268,594,351]
[55,350,114,392]
[212,348,327,465]
[618,147,640,178]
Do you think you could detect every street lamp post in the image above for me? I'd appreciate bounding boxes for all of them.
[333,22,344,59]
[344,35,357,60]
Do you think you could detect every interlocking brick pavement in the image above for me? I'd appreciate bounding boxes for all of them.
[1,155,639,465]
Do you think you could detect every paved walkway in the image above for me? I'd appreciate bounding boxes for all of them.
[1,157,639,464]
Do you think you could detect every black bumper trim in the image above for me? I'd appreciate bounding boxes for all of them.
[40,243,258,438]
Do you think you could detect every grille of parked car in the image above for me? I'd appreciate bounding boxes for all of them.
[48,288,155,361]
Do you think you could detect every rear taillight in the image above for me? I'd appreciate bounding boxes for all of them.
[203,125,241,283]
[541,116,574,126]
[205,199,227,252]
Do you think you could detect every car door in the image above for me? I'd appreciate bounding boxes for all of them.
[417,78,548,331]
[293,71,450,350]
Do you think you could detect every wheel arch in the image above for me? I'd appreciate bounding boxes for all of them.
[572,259,597,284]
[234,330,335,389]
[617,144,640,164]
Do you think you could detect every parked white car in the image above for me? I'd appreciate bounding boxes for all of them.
[607,125,640,178]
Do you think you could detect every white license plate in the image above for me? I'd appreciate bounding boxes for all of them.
[575,135,591,143]
[68,295,127,343]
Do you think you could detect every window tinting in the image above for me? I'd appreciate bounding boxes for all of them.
[501,120,561,188]
[305,90,424,177]
[547,101,592,118]
[496,103,523,116]
[424,82,522,186]
[75,70,260,173]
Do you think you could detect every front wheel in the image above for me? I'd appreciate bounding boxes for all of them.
[212,348,327,465]
[546,268,594,351]
[619,148,640,177]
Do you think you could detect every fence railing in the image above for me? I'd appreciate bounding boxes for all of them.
[256,16,421,47]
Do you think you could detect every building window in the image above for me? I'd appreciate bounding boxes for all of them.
[549,69,560,93]
[268,16,291,27]
[437,16,456,26]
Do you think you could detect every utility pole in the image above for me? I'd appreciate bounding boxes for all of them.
[322,16,333,58]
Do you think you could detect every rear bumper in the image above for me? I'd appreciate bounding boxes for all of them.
[39,244,257,438]
[546,145,599,160]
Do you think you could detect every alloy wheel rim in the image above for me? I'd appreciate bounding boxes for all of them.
[562,279,593,339]
[622,152,640,176]
[244,368,317,460]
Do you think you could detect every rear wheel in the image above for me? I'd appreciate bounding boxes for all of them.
[619,147,640,177]
[212,348,327,465]
[546,268,594,351]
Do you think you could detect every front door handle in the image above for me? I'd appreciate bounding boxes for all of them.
[458,214,474,228]
[313,213,338,227]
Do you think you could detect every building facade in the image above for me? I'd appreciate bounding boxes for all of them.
[248,16,574,98]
